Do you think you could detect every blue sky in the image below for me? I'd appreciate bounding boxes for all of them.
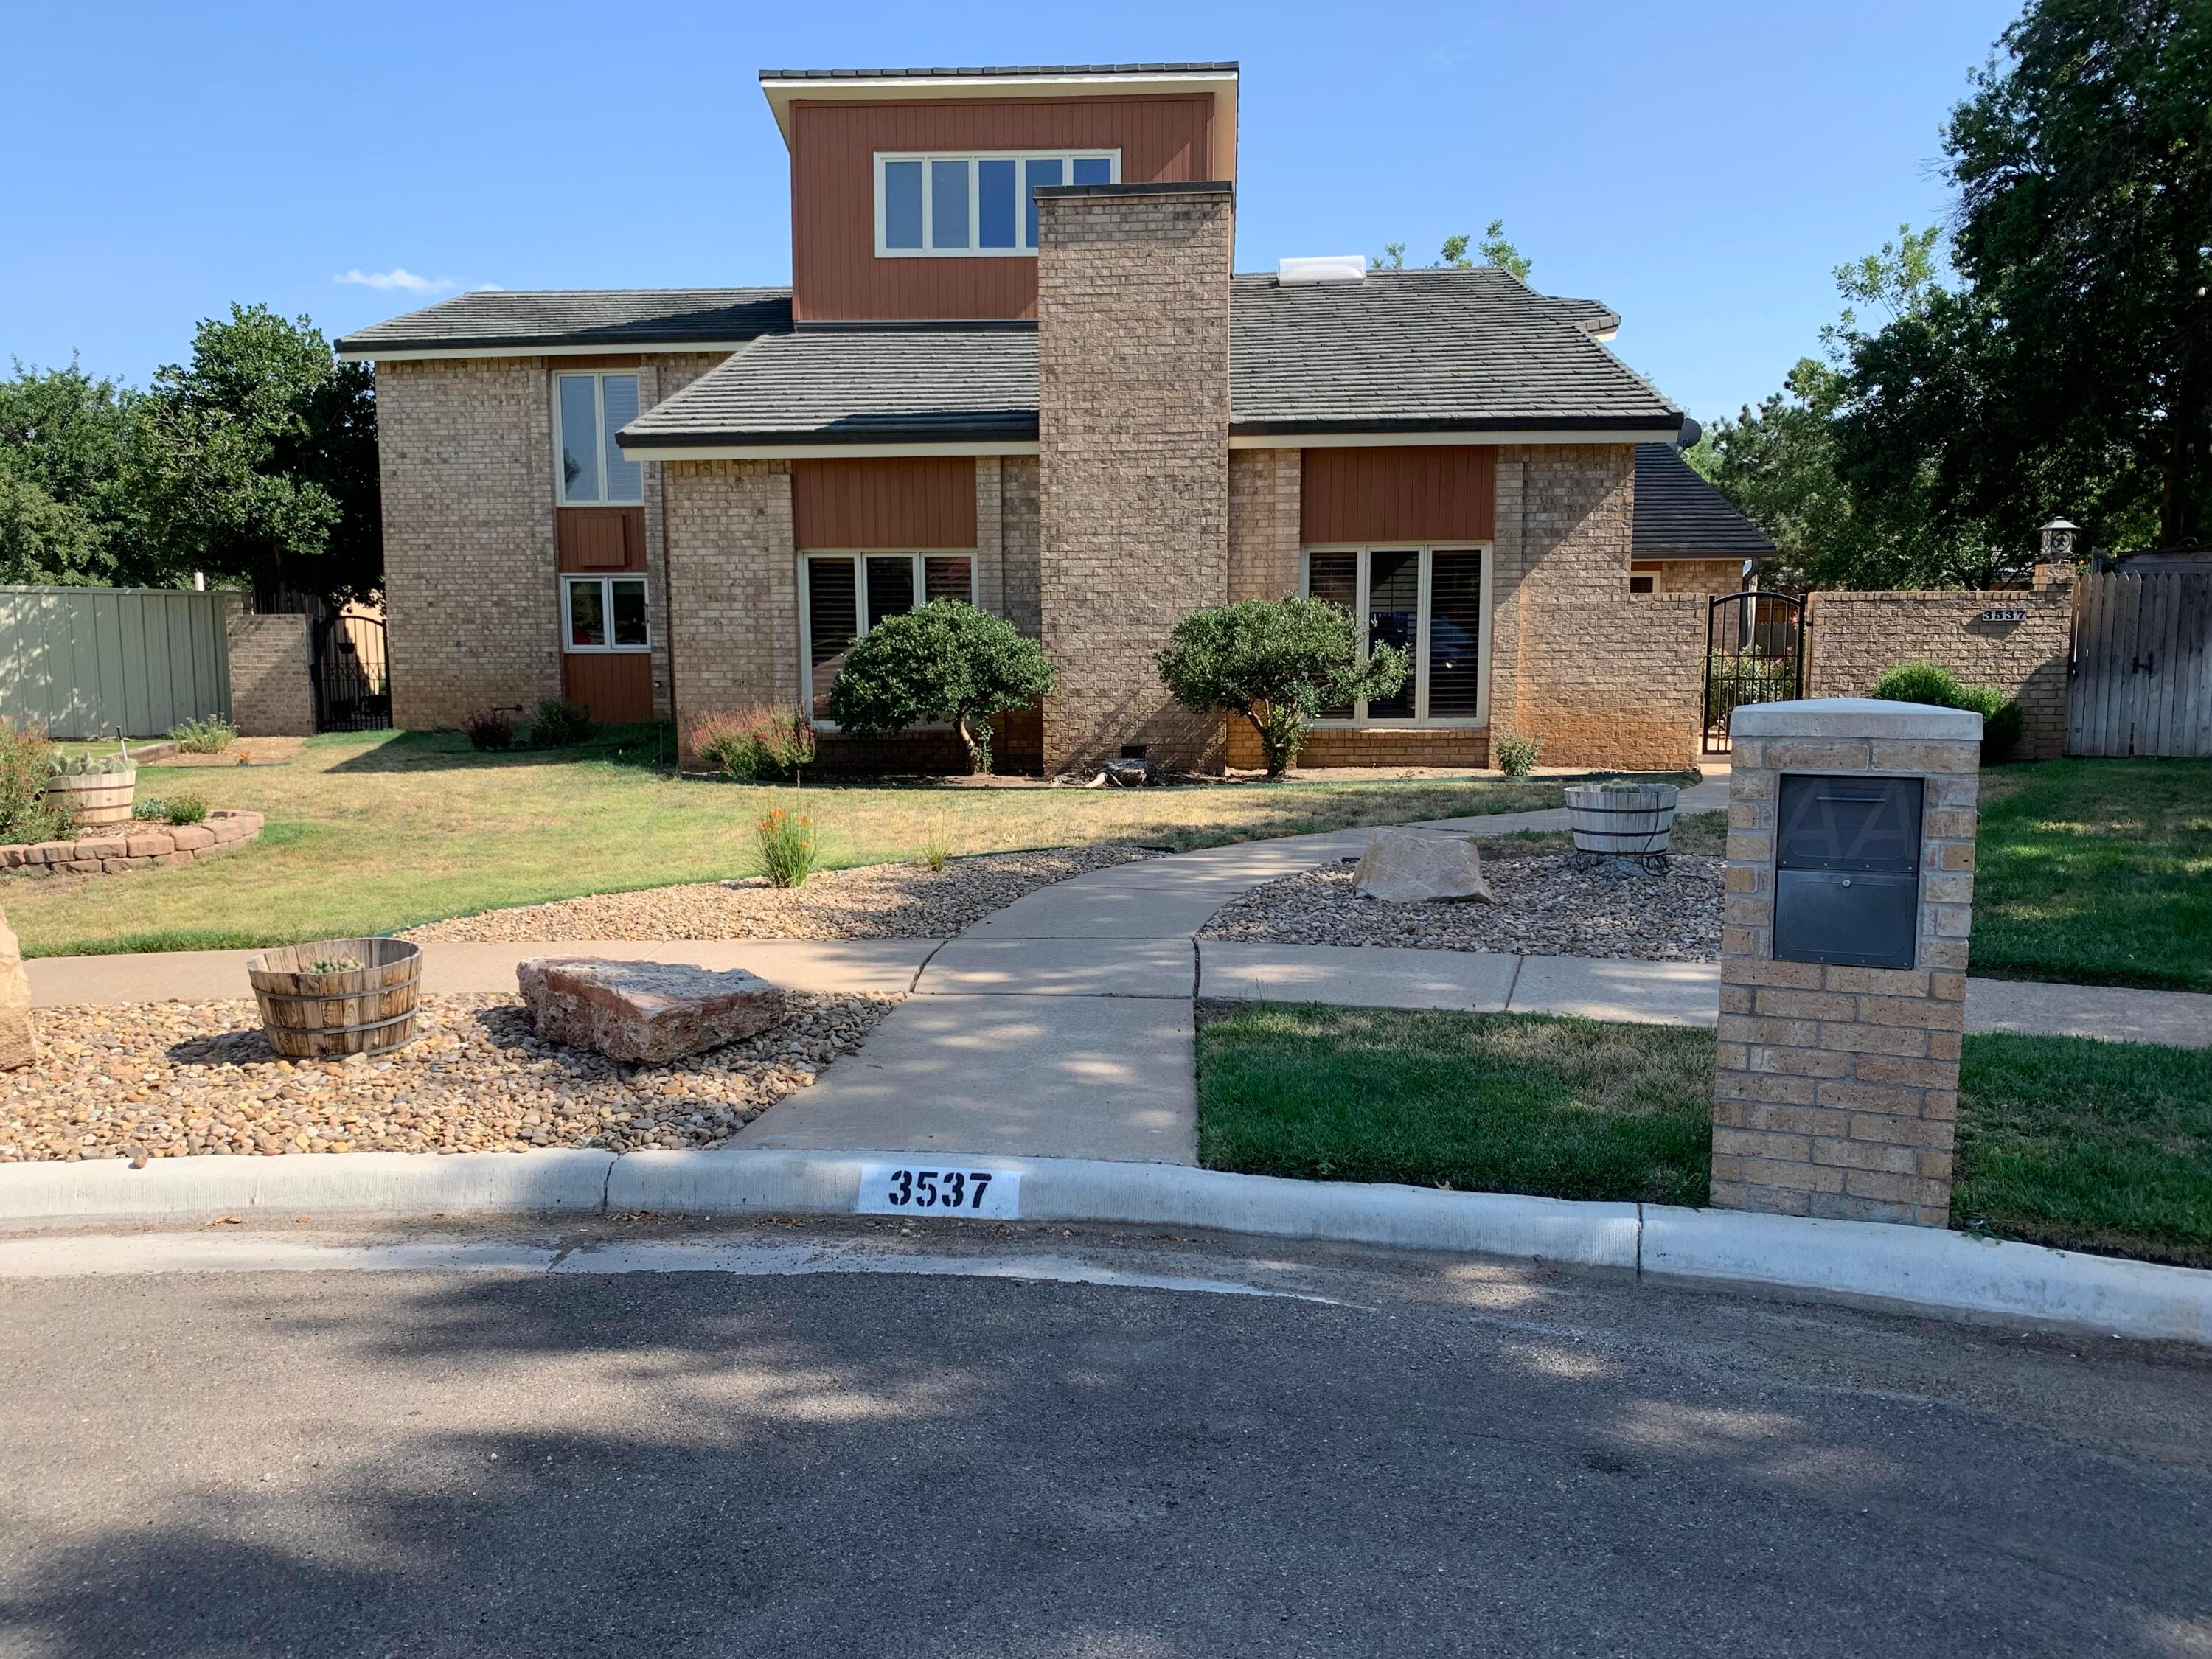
[9,0,2020,424]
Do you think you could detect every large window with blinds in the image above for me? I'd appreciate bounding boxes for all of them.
[1302,546,1490,724]
[800,553,977,721]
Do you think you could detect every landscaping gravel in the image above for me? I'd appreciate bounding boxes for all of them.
[0,992,894,1164]
[402,844,1161,943]
[1198,849,1723,961]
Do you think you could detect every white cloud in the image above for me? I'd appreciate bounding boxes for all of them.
[333,267,458,295]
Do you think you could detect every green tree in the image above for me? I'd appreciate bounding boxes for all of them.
[136,305,381,602]
[0,360,153,584]
[1842,0,2212,548]
[1375,220,1530,280]
[1155,596,1409,778]
[824,599,1055,774]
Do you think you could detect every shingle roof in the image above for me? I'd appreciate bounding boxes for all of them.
[1229,268,1677,436]
[618,268,1678,448]
[759,63,1237,80]
[620,328,1040,448]
[333,289,790,355]
[1632,443,1776,558]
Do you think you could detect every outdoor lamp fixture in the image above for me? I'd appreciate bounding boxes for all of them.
[2038,517,2080,562]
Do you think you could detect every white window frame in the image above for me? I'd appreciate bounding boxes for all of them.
[561,574,651,654]
[799,552,978,726]
[1300,544,1494,726]
[873,150,1122,259]
[553,371,644,506]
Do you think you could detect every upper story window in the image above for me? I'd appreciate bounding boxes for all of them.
[556,372,644,505]
[875,151,1119,258]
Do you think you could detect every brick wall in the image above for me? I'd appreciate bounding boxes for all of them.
[1035,184,1234,773]
[1641,558,1745,595]
[999,456,1042,639]
[375,357,561,728]
[661,460,799,756]
[639,354,730,719]
[221,599,313,737]
[1227,722,1488,770]
[1492,445,1704,771]
[1806,584,2073,759]
[1227,448,1300,602]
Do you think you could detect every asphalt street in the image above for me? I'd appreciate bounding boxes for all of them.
[1,1215,2207,1658]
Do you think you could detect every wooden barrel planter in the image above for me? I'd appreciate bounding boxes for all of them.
[1565,782,1680,857]
[46,767,136,829]
[246,938,422,1059]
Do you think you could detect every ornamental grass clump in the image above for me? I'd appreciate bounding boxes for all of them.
[167,716,237,754]
[689,706,818,782]
[754,805,819,888]
[919,817,953,873]
[1155,597,1408,779]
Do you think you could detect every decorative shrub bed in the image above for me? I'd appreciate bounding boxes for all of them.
[0,810,264,877]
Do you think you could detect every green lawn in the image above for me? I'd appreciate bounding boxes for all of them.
[1972,758,2212,991]
[1197,1003,2212,1267]
[4,726,1579,958]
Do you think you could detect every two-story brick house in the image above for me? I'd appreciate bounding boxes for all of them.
[338,62,1771,773]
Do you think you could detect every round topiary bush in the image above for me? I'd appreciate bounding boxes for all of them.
[1869,661,2023,763]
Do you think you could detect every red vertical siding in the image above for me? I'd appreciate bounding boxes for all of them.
[562,653,654,723]
[556,507,645,571]
[1300,448,1498,543]
[791,457,978,549]
[790,95,1219,321]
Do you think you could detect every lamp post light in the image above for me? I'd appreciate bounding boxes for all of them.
[2038,517,2079,563]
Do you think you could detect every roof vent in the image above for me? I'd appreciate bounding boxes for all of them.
[1276,255,1366,287]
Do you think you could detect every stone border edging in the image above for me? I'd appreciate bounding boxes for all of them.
[2,810,264,877]
[2,1147,2205,1347]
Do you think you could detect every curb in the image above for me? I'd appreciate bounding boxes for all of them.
[3,1149,2205,1347]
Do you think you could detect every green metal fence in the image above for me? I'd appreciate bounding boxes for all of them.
[0,586,232,739]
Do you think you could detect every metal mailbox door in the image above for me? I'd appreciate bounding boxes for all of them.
[1773,775,1924,970]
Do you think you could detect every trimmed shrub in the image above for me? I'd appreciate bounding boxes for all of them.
[754,805,818,888]
[1155,597,1408,778]
[826,599,1054,775]
[168,716,237,754]
[1870,661,2024,763]
[462,709,515,752]
[0,723,70,844]
[161,789,209,827]
[689,706,818,782]
[1492,733,1541,778]
[529,697,591,748]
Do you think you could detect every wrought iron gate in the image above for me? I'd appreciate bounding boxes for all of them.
[1703,591,1806,755]
[312,611,392,731]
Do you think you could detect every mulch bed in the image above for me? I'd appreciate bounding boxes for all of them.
[401,844,1161,943]
[1198,848,1723,961]
[0,992,895,1164]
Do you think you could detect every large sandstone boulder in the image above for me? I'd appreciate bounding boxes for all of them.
[0,908,34,1069]
[1351,830,1496,905]
[517,958,784,1064]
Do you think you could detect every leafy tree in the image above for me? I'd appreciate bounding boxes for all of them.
[1155,596,1408,778]
[1374,220,1529,280]
[0,360,151,584]
[0,451,105,584]
[1839,0,2212,548]
[136,305,381,602]
[824,599,1054,774]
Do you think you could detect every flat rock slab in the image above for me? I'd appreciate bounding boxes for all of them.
[518,957,785,1064]
[1352,830,1495,905]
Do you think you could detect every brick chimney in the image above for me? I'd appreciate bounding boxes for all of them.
[1034,181,1234,774]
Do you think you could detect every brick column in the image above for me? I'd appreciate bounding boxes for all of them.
[1713,698,1982,1226]
[1034,181,1233,773]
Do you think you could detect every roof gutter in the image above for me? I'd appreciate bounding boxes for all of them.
[334,338,776,364]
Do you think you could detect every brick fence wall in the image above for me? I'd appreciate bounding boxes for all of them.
[1035,184,1233,773]
[1806,581,2073,759]
[221,599,313,736]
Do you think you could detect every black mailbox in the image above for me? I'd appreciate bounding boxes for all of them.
[1773,774,1923,970]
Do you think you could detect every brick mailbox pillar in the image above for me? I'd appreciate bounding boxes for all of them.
[1713,698,1982,1226]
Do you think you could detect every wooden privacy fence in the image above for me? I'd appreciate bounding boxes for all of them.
[2067,571,2212,757]
[0,586,232,740]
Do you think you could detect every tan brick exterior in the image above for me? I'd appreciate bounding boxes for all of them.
[998,456,1042,639]
[1635,557,1746,595]
[220,599,313,737]
[660,460,799,751]
[1490,446,1704,771]
[1713,717,1980,1228]
[1806,583,2073,760]
[1227,448,1300,602]
[1035,185,1233,773]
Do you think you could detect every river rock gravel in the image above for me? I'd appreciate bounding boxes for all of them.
[401,844,1161,943]
[1199,849,1723,961]
[0,991,894,1164]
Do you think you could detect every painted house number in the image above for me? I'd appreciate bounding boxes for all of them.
[855,1164,1021,1219]
[1978,607,2028,623]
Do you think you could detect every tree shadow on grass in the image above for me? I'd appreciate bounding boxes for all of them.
[321,725,673,776]
[4,1262,2208,1657]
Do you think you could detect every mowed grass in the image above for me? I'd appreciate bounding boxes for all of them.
[4,727,1571,958]
[1972,758,2212,990]
[1195,1001,1714,1206]
[1198,1003,2212,1267]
